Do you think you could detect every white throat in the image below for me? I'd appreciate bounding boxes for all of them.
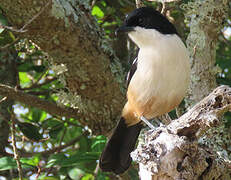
[128,27,165,48]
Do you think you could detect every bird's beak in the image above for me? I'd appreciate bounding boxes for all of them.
[115,26,134,36]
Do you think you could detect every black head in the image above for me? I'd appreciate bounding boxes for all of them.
[117,7,178,35]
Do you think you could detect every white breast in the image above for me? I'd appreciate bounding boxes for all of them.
[128,28,190,118]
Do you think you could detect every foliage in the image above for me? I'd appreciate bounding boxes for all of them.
[0,0,230,179]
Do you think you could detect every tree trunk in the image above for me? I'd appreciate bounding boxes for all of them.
[184,0,227,106]
[0,0,125,135]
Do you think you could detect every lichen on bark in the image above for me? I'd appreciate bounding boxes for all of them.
[0,0,126,134]
[182,0,228,107]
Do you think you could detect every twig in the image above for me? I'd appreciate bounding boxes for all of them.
[42,131,88,154]
[161,2,166,14]
[59,127,67,150]
[20,77,57,91]
[20,1,51,32]
[11,113,23,180]
[35,164,41,179]
[27,90,53,96]
[0,97,7,103]
[0,1,51,33]
[31,70,48,87]
[0,25,27,33]
[10,131,89,158]
[94,163,100,177]
[91,0,97,8]
[0,37,20,50]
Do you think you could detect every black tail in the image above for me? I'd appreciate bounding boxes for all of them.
[99,117,143,174]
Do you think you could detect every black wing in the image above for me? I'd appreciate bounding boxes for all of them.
[126,57,137,88]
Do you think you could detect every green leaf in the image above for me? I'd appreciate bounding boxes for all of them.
[42,119,62,129]
[0,157,17,171]
[47,152,99,170]
[95,172,109,180]
[92,6,104,18]
[18,122,43,141]
[46,153,67,168]
[20,155,40,166]
[19,72,31,87]
[68,168,85,180]
[0,157,34,171]
[32,65,46,72]
[0,31,16,46]
[64,126,82,143]
[81,173,94,180]
[57,151,100,171]
[17,62,34,72]
[78,136,90,152]
[91,135,106,152]
[66,152,100,165]
[42,119,64,139]
[38,177,59,180]
[31,108,46,122]
[48,123,64,139]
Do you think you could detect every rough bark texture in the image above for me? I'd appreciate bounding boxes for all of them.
[133,0,229,179]
[132,85,231,180]
[0,83,81,119]
[183,0,228,107]
[0,0,125,134]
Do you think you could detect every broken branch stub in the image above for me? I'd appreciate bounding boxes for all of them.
[131,85,231,180]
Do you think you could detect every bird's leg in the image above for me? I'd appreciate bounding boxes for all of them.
[140,116,155,129]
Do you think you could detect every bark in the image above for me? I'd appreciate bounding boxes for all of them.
[0,83,81,120]
[133,0,229,179]
[0,0,125,134]
[132,85,231,180]
[184,0,228,106]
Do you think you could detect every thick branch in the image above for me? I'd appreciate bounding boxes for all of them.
[132,86,231,180]
[0,83,80,120]
[168,85,231,138]
[1,0,125,134]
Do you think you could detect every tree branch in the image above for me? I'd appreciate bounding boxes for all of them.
[132,85,231,179]
[11,114,23,180]
[19,77,58,90]
[1,0,125,134]
[0,83,80,121]
[0,1,51,33]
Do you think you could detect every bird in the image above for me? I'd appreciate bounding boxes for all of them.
[99,7,190,174]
